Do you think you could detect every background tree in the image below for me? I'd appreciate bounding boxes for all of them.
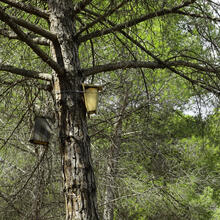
[0,0,219,219]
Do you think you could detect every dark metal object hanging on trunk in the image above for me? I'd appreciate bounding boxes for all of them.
[29,116,51,146]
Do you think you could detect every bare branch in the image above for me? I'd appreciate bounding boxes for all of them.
[0,137,34,155]
[0,190,24,216]
[81,60,220,95]
[0,64,52,81]
[0,0,49,20]
[81,6,220,96]
[0,78,51,91]
[175,10,220,22]
[115,31,216,93]
[9,15,57,42]
[13,146,48,197]
[0,28,50,45]
[0,6,64,75]
[81,60,220,77]
[78,0,196,42]
[0,93,39,151]
[75,0,128,37]
[73,0,92,17]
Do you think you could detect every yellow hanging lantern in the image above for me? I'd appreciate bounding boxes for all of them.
[82,84,102,115]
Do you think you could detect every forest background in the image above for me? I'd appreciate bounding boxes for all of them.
[0,0,219,219]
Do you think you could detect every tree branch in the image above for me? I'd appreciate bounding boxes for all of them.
[9,15,57,42]
[0,64,52,81]
[78,0,196,42]
[73,0,92,18]
[26,36,50,46]
[0,190,24,216]
[81,6,220,95]
[81,60,220,95]
[175,10,220,22]
[0,78,51,91]
[118,34,220,95]
[81,60,220,77]
[75,0,128,37]
[0,28,50,45]
[0,6,64,75]
[0,0,49,20]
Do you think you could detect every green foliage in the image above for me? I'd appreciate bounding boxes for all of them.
[0,0,220,219]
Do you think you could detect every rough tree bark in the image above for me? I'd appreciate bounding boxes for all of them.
[1,0,219,219]
[48,1,98,219]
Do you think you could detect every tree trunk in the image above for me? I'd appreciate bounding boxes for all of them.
[48,1,99,219]
[103,164,115,220]
[32,146,46,220]
[103,119,122,220]
[103,93,127,220]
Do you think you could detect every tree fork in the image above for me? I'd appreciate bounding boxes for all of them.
[48,0,99,219]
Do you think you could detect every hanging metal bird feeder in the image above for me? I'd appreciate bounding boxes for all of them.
[29,116,51,146]
[82,84,102,115]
